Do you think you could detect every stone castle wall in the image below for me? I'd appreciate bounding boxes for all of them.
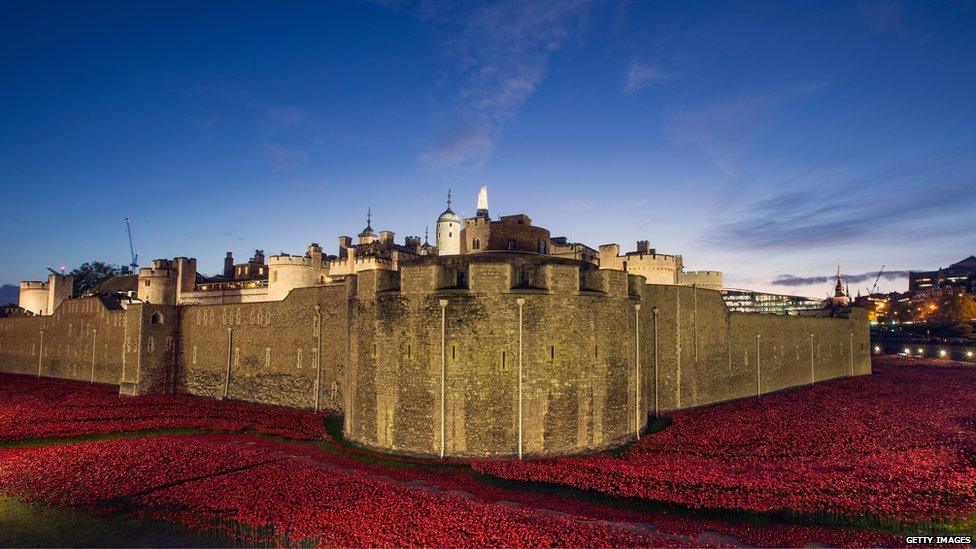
[0,297,129,383]
[175,283,352,410]
[0,259,870,458]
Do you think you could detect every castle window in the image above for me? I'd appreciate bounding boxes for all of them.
[150,312,164,325]
[473,238,480,250]
[449,232,452,237]
[144,280,150,287]
[549,345,556,361]
[273,272,278,283]
[538,240,547,254]
[508,239,516,250]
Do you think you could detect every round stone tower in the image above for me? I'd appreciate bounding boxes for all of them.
[436,189,461,256]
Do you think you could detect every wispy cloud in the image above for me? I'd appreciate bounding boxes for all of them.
[419,123,493,169]
[667,83,824,180]
[399,0,592,170]
[704,145,976,251]
[623,62,670,95]
[266,145,308,171]
[770,270,911,287]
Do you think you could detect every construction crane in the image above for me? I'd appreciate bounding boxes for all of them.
[870,265,885,295]
[125,217,138,272]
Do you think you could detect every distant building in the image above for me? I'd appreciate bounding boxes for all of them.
[721,289,824,315]
[909,256,976,293]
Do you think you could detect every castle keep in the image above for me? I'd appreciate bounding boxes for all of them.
[1,188,870,458]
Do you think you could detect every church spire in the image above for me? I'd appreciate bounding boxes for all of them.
[834,261,845,297]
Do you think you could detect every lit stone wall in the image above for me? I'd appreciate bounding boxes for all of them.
[18,282,49,316]
[677,270,724,291]
[176,283,351,410]
[0,257,870,458]
[0,297,128,383]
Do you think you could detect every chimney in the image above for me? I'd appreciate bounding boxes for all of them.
[254,249,265,265]
[379,230,395,246]
[636,240,650,254]
[223,252,234,278]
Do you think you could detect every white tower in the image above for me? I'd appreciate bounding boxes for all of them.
[436,189,461,256]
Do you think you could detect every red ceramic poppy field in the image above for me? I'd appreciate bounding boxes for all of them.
[0,357,971,547]
[474,356,976,524]
[0,373,328,441]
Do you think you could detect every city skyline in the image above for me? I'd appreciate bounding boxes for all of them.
[2,1,975,299]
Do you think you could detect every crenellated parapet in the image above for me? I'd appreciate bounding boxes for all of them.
[678,270,724,291]
[362,255,644,300]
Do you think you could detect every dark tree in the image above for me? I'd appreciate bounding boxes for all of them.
[70,261,124,296]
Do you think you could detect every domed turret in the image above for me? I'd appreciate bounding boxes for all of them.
[358,209,377,245]
[436,190,461,255]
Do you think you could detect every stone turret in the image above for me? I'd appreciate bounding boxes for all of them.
[223,252,234,278]
[137,258,196,305]
[18,272,73,316]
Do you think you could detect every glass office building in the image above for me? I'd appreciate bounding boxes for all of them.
[721,289,825,315]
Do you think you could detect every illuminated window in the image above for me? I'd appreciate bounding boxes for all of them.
[508,239,516,250]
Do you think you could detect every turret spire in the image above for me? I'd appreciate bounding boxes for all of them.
[358,208,376,238]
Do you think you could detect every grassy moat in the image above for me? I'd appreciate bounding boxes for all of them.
[0,356,973,547]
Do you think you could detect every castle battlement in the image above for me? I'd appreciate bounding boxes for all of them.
[368,256,644,298]
[20,281,48,289]
[268,255,314,266]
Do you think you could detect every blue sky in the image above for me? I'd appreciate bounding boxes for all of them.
[1,0,974,300]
